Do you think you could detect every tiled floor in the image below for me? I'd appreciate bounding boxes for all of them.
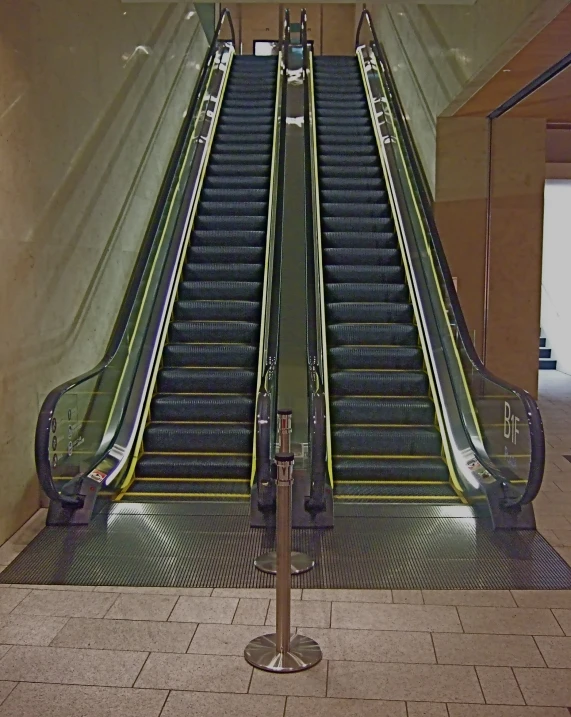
[0,372,570,715]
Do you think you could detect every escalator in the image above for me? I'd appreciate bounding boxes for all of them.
[303,10,544,528]
[122,56,278,501]
[35,12,287,524]
[313,56,457,503]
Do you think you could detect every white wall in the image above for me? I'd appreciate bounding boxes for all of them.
[541,180,571,376]
[0,0,207,545]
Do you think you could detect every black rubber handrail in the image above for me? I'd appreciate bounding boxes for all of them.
[355,8,545,506]
[35,9,236,507]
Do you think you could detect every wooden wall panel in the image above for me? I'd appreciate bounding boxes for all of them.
[321,4,355,56]
[240,4,280,55]
[286,3,321,55]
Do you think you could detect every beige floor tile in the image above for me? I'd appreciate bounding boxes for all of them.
[188,623,271,656]
[52,617,196,653]
[448,705,570,716]
[0,588,30,615]
[0,645,147,687]
[406,704,449,717]
[514,666,571,706]
[0,615,67,646]
[212,589,301,600]
[11,590,117,619]
[0,682,167,716]
[476,666,524,705]
[331,603,462,632]
[423,591,515,607]
[432,633,544,667]
[392,590,423,605]
[285,695,406,716]
[233,599,269,625]
[104,594,177,621]
[134,653,252,692]
[161,691,285,717]
[0,682,16,706]
[302,589,391,603]
[327,661,483,703]
[535,635,571,667]
[511,591,571,609]
[457,607,563,635]
[301,627,435,663]
[249,658,327,696]
[94,586,212,596]
[554,610,571,636]
[0,647,10,659]
[169,597,238,624]
[266,600,331,628]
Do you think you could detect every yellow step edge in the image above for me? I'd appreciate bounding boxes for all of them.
[335,495,461,501]
[335,480,449,485]
[337,424,434,428]
[334,454,443,460]
[147,421,250,425]
[133,477,249,483]
[124,492,249,499]
[142,451,251,456]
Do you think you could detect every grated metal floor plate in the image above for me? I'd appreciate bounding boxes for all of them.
[1,502,571,589]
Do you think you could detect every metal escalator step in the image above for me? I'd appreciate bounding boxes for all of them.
[335,483,458,500]
[319,162,379,176]
[170,321,259,344]
[144,423,253,453]
[136,453,251,478]
[179,281,262,302]
[321,190,386,204]
[187,246,264,265]
[319,155,378,168]
[201,188,269,203]
[322,217,393,233]
[192,230,266,247]
[333,456,450,482]
[326,283,408,303]
[327,303,412,324]
[321,203,391,219]
[328,323,418,346]
[324,248,400,266]
[174,300,260,323]
[198,202,268,217]
[127,479,250,496]
[183,263,264,282]
[195,215,267,232]
[151,394,255,422]
[329,346,422,370]
[208,164,270,178]
[204,175,269,190]
[325,264,403,284]
[329,370,428,396]
[331,397,435,425]
[320,177,384,191]
[333,425,442,456]
[323,232,396,249]
[158,368,256,394]
[163,344,258,368]
[319,144,375,156]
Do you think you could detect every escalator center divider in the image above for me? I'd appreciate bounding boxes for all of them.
[313,55,460,503]
[118,55,280,501]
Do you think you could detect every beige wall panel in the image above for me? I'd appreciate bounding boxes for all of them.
[322,4,355,56]
[486,118,546,398]
[0,1,207,545]
[434,117,489,356]
[240,3,280,54]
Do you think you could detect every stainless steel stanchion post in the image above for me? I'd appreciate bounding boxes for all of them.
[255,410,315,575]
[245,453,322,672]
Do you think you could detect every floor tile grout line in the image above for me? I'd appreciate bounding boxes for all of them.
[472,661,486,704]
[46,616,71,647]
[325,655,330,697]
[531,634,550,668]
[164,595,180,622]
[510,664,528,706]
[157,688,171,717]
[131,650,152,689]
[0,680,17,707]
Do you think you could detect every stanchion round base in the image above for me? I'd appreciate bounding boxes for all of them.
[254,551,314,575]
[244,633,322,672]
